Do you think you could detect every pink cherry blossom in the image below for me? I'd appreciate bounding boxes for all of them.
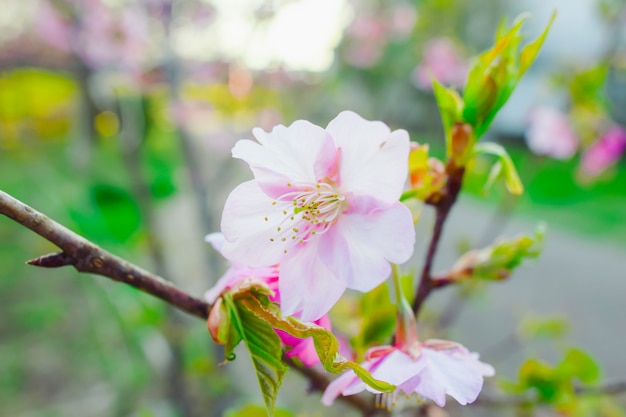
[219,111,415,322]
[204,233,330,367]
[413,38,468,90]
[581,125,626,176]
[322,340,494,408]
[525,107,579,160]
[78,4,149,72]
[35,1,73,53]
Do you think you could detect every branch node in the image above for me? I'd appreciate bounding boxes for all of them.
[27,252,75,268]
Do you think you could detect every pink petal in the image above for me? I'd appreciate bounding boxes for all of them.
[279,237,346,321]
[403,348,489,407]
[232,120,337,198]
[204,232,225,252]
[321,369,359,406]
[220,181,298,267]
[331,200,415,292]
[326,111,410,204]
[369,350,426,389]
[284,337,319,367]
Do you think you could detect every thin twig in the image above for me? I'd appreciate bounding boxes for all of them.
[411,165,465,317]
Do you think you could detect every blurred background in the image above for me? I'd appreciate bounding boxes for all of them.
[0,0,625,416]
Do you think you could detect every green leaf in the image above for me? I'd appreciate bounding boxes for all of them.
[461,14,554,139]
[473,142,524,195]
[432,78,464,142]
[557,348,601,384]
[519,12,556,75]
[236,291,395,393]
[518,358,562,403]
[223,293,287,417]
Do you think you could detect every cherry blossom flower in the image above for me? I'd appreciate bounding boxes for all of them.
[525,107,579,160]
[322,292,494,408]
[219,111,415,322]
[581,125,626,176]
[413,38,468,90]
[322,339,495,408]
[204,233,330,367]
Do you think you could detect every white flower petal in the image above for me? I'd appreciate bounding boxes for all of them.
[370,350,426,388]
[332,200,415,292]
[404,347,489,407]
[220,180,297,267]
[232,120,336,198]
[326,111,410,203]
[279,237,346,321]
[204,232,225,253]
[321,369,358,406]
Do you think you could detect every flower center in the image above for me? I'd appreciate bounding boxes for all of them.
[266,181,346,251]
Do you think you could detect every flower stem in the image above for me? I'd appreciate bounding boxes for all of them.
[411,164,465,317]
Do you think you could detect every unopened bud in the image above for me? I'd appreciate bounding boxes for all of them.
[450,122,473,165]
[207,297,230,345]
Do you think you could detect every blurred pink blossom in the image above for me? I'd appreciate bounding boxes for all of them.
[344,15,388,67]
[581,125,626,176]
[78,4,149,72]
[413,38,467,90]
[387,3,417,38]
[35,1,73,52]
[525,107,579,160]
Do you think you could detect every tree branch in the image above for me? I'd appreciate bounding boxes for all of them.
[0,189,380,416]
[412,165,465,317]
[0,189,212,320]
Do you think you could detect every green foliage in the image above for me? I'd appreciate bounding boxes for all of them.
[431,13,554,167]
[225,404,294,417]
[508,348,601,407]
[235,289,395,392]
[352,282,397,360]
[447,225,544,281]
[222,290,287,417]
[432,78,464,149]
[463,13,555,138]
[212,282,396,415]
[474,142,524,195]
[90,184,143,242]
[520,315,569,340]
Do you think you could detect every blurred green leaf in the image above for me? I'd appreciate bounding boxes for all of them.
[353,282,396,359]
[519,358,562,403]
[520,315,569,340]
[474,142,524,195]
[225,404,293,417]
[447,225,544,281]
[557,348,601,384]
[90,184,142,242]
